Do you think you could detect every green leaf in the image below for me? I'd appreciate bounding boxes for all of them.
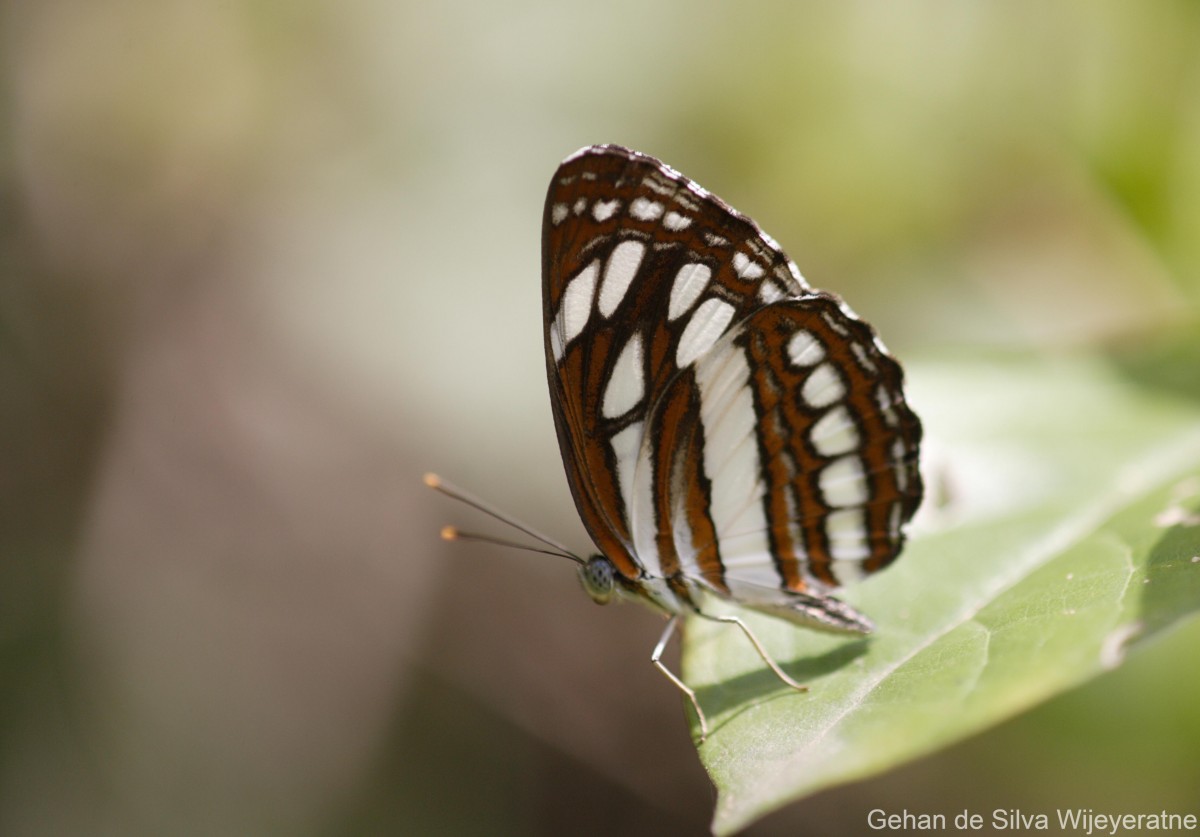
[682,353,1200,835]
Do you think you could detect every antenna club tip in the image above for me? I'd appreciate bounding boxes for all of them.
[423,473,441,488]
[440,526,459,541]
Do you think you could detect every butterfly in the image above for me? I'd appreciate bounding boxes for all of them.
[433,145,922,742]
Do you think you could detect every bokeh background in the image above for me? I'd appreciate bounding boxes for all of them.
[3,1,1199,834]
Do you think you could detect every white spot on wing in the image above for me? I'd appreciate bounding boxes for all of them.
[819,455,868,508]
[693,338,773,574]
[602,333,645,418]
[550,321,564,362]
[559,260,599,347]
[592,199,620,222]
[888,502,902,538]
[663,211,692,231]
[801,362,845,408]
[877,384,899,427]
[619,421,664,579]
[573,197,587,215]
[893,438,909,492]
[610,422,641,504]
[598,241,646,317]
[676,298,736,367]
[630,197,664,221]
[787,330,826,367]
[758,280,785,303]
[851,341,878,374]
[672,480,699,578]
[825,507,865,538]
[550,203,569,225]
[674,190,700,212]
[825,508,870,560]
[810,405,860,457]
[642,176,674,196]
[733,252,765,280]
[667,263,711,321]
[821,309,851,336]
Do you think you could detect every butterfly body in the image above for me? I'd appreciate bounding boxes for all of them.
[543,145,923,641]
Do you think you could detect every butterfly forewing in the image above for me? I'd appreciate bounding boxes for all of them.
[542,144,922,611]
[543,147,806,577]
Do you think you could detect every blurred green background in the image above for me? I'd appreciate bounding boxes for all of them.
[2,1,1198,834]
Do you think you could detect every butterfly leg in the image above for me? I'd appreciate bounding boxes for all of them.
[651,614,709,743]
[694,611,809,693]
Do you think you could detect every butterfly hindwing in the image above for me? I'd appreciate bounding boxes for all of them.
[635,296,922,614]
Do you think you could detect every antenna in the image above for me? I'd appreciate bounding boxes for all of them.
[424,473,584,565]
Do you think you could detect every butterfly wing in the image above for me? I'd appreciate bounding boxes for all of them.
[636,295,922,629]
[542,145,922,623]
[543,145,809,581]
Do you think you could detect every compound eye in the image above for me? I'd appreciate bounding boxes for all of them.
[579,556,615,604]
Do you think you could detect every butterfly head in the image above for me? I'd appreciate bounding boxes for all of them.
[579,555,617,604]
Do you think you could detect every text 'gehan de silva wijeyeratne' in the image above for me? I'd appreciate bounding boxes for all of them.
[867,808,1197,834]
